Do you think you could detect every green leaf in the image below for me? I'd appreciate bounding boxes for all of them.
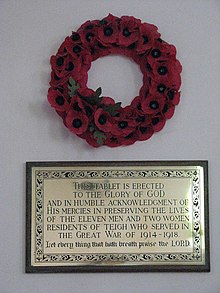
[89,96,103,105]
[68,77,80,97]
[74,85,103,106]
[93,130,106,145]
[95,87,102,98]
[103,102,121,116]
[81,93,103,106]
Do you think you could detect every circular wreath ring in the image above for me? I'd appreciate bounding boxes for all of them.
[48,14,182,147]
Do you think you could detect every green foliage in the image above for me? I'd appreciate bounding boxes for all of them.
[95,87,102,98]
[68,77,80,97]
[93,130,106,145]
[103,102,121,116]
[77,86,103,105]
[86,86,103,105]
[85,95,103,105]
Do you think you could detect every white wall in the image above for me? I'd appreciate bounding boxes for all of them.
[0,0,220,292]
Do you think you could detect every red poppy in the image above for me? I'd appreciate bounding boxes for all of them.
[119,132,138,146]
[50,54,67,72]
[130,96,145,115]
[147,41,177,67]
[64,37,85,59]
[162,102,175,119]
[118,16,141,47]
[49,70,69,87]
[70,95,86,112]
[47,88,70,112]
[105,135,121,147]
[167,90,180,106]
[141,94,166,115]
[149,80,167,96]
[137,124,154,141]
[111,110,137,136]
[105,130,138,147]
[65,110,89,135]
[136,23,160,54]
[151,114,166,132]
[152,59,182,89]
[70,32,82,44]
[77,20,99,34]
[97,14,119,45]
[78,21,98,46]
[94,108,115,132]
[59,34,83,61]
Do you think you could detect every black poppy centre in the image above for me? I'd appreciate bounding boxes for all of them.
[150,101,159,110]
[143,36,149,44]
[123,28,131,37]
[72,118,82,128]
[73,45,82,54]
[158,66,168,75]
[56,57,64,66]
[157,84,166,93]
[104,27,113,36]
[71,33,80,41]
[86,32,94,42]
[98,114,107,125]
[55,95,65,106]
[67,62,74,71]
[118,121,128,129]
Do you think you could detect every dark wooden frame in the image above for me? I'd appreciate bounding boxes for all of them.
[26,160,210,273]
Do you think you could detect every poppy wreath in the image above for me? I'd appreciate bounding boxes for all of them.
[48,14,182,147]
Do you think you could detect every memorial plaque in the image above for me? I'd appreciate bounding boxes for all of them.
[26,161,210,272]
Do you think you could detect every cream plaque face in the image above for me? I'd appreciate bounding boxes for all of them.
[26,161,209,272]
